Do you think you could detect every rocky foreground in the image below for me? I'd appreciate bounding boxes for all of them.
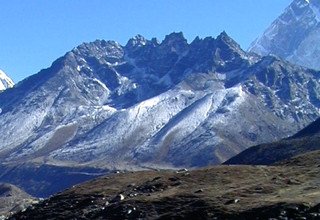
[0,183,37,219]
[9,151,320,219]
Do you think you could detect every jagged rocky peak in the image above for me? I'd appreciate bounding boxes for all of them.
[190,36,201,44]
[0,69,14,91]
[215,31,247,56]
[126,34,148,48]
[160,32,189,54]
[162,32,187,43]
[211,31,250,72]
[249,0,320,69]
[189,36,216,51]
[72,39,124,63]
[217,31,240,47]
[216,31,248,59]
[189,33,248,58]
[70,31,246,64]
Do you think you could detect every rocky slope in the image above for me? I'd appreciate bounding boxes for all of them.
[0,70,14,91]
[225,117,320,165]
[249,0,320,70]
[1,32,320,196]
[0,183,36,218]
[10,155,320,219]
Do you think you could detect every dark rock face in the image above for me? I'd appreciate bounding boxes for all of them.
[293,117,320,138]
[249,0,320,70]
[225,117,320,165]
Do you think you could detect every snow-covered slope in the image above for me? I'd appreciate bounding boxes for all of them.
[0,70,14,91]
[0,32,320,170]
[249,0,320,70]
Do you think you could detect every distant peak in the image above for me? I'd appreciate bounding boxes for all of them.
[291,0,320,10]
[190,36,215,47]
[126,34,148,48]
[151,37,160,45]
[216,31,242,50]
[72,39,123,60]
[133,34,146,41]
[94,39,121,48]
[77,39,121,50]
[162,32,187,44]
[0,69,6,77]
[0,69,14,91]
[193,36,201,42]
[0,69,13,81]
[216,31,232,41]
[218,31,229,37]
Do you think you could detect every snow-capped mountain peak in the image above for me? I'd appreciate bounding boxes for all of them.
[249,0,320,70]
[0,32,320,171]
[0,70,14,91]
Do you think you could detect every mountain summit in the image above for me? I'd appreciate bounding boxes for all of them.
[249,0,320,69]
[0,70,14,91]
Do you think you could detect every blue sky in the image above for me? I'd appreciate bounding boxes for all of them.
[1,0,291,83]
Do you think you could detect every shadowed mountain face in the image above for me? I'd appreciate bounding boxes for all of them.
[249,0,320,70]
[225,117,320,165]
[0,32,320,172]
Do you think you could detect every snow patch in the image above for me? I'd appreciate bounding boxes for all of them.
[92,78,109,91]
[0,69,14,91]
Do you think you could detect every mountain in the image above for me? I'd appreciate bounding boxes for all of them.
[0,70,14,91]
[225,117,320,165]
[249,0,320,70]
[10,162,320,219]
[1,32,320,196]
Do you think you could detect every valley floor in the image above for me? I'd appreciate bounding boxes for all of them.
[10,152,320,219]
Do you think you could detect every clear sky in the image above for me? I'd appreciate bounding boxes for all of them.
[1,0,292,83]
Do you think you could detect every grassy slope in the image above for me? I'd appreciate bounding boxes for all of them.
[10,155,320,219]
